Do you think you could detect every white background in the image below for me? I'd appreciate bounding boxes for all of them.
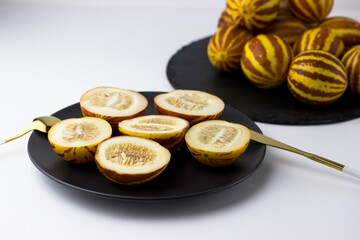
[1,1,360,239]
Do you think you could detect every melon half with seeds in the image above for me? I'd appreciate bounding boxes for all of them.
[185,120,251,167]
[48,117,112,163]
[80,87,148,129]
[118,115,189,152]
[95,136,171,185]
[154,90,225,126]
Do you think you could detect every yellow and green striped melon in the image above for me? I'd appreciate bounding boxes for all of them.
[319,17,360,48]
[288,0,333,23]
[260,15,308,46]
[293,27,345,58]
[226,0,280,32]
[341,45,360,95]
[208,24,253,72]
[287,50,348,105]
[241,34,294,89]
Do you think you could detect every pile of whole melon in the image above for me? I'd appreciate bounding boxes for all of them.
[208,0,360,105]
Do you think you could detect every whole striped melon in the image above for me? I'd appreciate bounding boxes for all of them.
[279,0,290,16]
[208,25,253,72]
[288,0,333,23]
[241,34,293,89]
[217,9,235,28]
[226,0,280,32]
[341,45,360,95]
[319,17,360,48]
[260,16,308,46]
[293,27,345,58]
[287,50,348,105]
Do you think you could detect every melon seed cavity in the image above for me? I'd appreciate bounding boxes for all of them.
[105,143,155,166]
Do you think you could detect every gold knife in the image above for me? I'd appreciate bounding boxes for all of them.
[250,130,360,179]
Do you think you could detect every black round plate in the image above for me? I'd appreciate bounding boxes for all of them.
[27,92,265,201]
[166,36,360,125]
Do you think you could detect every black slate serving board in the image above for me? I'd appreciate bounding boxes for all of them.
[166,36,360,125]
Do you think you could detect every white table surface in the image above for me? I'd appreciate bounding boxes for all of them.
[1,1,360,239]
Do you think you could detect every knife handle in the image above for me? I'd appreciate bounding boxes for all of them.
[249,130,360,179]
[343,166,360,179]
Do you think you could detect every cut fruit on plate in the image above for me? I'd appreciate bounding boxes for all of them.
[95,136,171,185]
[48,117,112,163]
[80,86,148,128]
[118,115,189,152]
[185,120,251,167]
[154,89,225,125]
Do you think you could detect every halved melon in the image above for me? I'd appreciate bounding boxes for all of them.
[118,115,189,152]
[154,90,225,125]
[48,117,112,163]
[185,120,250,167]
[95,136,171,185]
[80,87,148,129]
